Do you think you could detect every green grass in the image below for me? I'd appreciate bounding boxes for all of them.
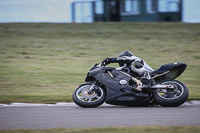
[0,23,200,103]
[0,126,200,133]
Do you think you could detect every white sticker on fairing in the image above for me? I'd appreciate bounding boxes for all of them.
[119,80,128,85]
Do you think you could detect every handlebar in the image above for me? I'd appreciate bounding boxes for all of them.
[98,61,127,70]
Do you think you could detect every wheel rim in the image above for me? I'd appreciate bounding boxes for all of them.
[76,85,104,103]
[157,81,184,100]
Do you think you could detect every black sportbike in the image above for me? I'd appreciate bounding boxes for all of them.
[73,61,189,107]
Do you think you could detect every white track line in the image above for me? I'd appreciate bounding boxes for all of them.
[0,103,115,107]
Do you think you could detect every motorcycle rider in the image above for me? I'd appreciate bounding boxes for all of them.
[102,51,154,89]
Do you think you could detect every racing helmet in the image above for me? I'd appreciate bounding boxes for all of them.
[118,51,134,57]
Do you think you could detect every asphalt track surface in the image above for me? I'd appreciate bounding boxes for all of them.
[0,102,200,129]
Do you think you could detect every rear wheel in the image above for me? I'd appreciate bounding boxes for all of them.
[153,80,189,107]
[72,83,106,108]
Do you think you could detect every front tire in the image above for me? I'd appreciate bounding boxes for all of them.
[153,80,189,107]
[72,83,106,108]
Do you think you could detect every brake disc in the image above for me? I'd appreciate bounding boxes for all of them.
[81,88,96,99]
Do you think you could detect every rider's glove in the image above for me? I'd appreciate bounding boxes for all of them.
[102,58,110,66]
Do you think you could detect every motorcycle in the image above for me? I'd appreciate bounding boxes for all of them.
[72,61,189,108]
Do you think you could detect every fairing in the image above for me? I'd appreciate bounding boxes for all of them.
[87,67,151,106]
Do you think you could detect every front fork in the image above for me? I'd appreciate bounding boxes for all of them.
[87,81,97,94]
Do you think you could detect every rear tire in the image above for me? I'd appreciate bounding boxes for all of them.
[153,80,189,107]
[72,83,106,108]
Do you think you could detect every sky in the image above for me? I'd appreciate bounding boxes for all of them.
[0,0,200,23]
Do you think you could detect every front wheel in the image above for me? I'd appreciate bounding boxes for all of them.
[153,80,189,107]
[72,83,106,108]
